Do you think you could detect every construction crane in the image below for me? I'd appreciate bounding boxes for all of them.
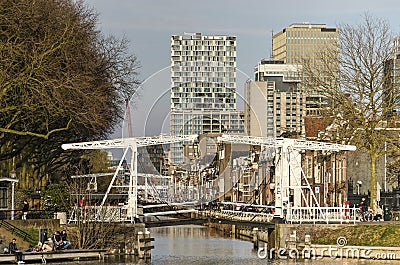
[217,134,357,219]
[62,134,198,222]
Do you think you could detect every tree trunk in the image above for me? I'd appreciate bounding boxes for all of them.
[370,153,377,211]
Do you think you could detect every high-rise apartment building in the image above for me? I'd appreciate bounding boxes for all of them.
[171,33,236,111]
[272,23,339,116]
[170,33,243,164]
[245,60,304,138]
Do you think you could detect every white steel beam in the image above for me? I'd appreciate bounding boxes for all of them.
[217,134,356,151]
[62,135,198,150]
[71,173,115,178]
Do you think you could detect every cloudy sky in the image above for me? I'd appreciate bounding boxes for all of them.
[85,0,400,138]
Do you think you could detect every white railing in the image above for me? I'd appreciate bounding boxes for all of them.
[67,205,359,225]
[202,209,274,223]
[286,206,359,224]
[68,206,127,223]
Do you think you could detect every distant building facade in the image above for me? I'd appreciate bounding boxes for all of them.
[138,145,168,174]
[245,59,304,138]
[170,33,244,164]
[272,23,339,116]
[384,37,400,116]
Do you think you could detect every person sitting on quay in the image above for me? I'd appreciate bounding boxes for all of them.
[52,231,63,251]
[41,241,53,252]
[60,230,71,249]
[9,238,24,264]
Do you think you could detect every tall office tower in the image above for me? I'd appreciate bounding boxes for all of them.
[170,33,243,164]
[272,23,339,116]
[245,60,304,138]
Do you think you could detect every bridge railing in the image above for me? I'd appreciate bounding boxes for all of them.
[68,206,127,223]
[286,206,358,224]
[201,209,274,223]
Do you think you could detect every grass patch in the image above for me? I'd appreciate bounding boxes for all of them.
[312,224,400,247]
[19,227,39,246]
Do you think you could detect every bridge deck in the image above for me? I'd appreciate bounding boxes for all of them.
[144,217,275,229]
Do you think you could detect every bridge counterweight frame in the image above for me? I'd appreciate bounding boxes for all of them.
[62,135,198,223]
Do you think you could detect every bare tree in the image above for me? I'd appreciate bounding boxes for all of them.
[303,14,400,210]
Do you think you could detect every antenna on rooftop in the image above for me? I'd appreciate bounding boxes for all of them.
[270,30,274,59]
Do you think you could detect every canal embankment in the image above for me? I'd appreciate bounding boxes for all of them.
[206,221,400,260]
[0,219,154,262]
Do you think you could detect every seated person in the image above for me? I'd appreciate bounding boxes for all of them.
[32,242,43,252]
[41,240,53,252]
[9,238,24,264]
[52,231,63,251]
[60,230,71,249]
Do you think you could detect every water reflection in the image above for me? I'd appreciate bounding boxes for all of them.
[27,225,400,265]
[150,225,399,265]
[151,225,264,265]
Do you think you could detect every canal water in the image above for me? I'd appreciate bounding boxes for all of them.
[30,225,398,265]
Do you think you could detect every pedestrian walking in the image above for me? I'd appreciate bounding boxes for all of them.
[22,200,29,220]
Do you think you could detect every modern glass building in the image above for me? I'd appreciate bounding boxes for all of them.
[272,23,339,116]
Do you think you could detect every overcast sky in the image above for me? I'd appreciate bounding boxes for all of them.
[85,0,400,138]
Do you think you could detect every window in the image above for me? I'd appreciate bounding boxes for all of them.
[0,187,7,208]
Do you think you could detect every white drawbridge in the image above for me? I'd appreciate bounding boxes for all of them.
[62,134,197,222]
[216,135,356,220]
[62,133,356,223]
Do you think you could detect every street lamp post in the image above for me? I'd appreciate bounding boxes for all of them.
[10,170,16,220]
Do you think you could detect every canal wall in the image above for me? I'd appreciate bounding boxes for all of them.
[110,223,154,259]
[205,222,275,249]
[275,223,363,249]
[203,222,400,260]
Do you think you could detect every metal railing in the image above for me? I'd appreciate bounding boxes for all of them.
[68,206,127,223]
[0,209,54,220]
[0,220,37,245]
[286,206,358,224]
[201,209,274,223]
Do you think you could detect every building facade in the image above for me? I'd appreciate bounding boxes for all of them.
[245,59,304,138]
[170,33,244,164]
[137,145,168,174]
[272,23,339,116]
[384,37,400,116]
